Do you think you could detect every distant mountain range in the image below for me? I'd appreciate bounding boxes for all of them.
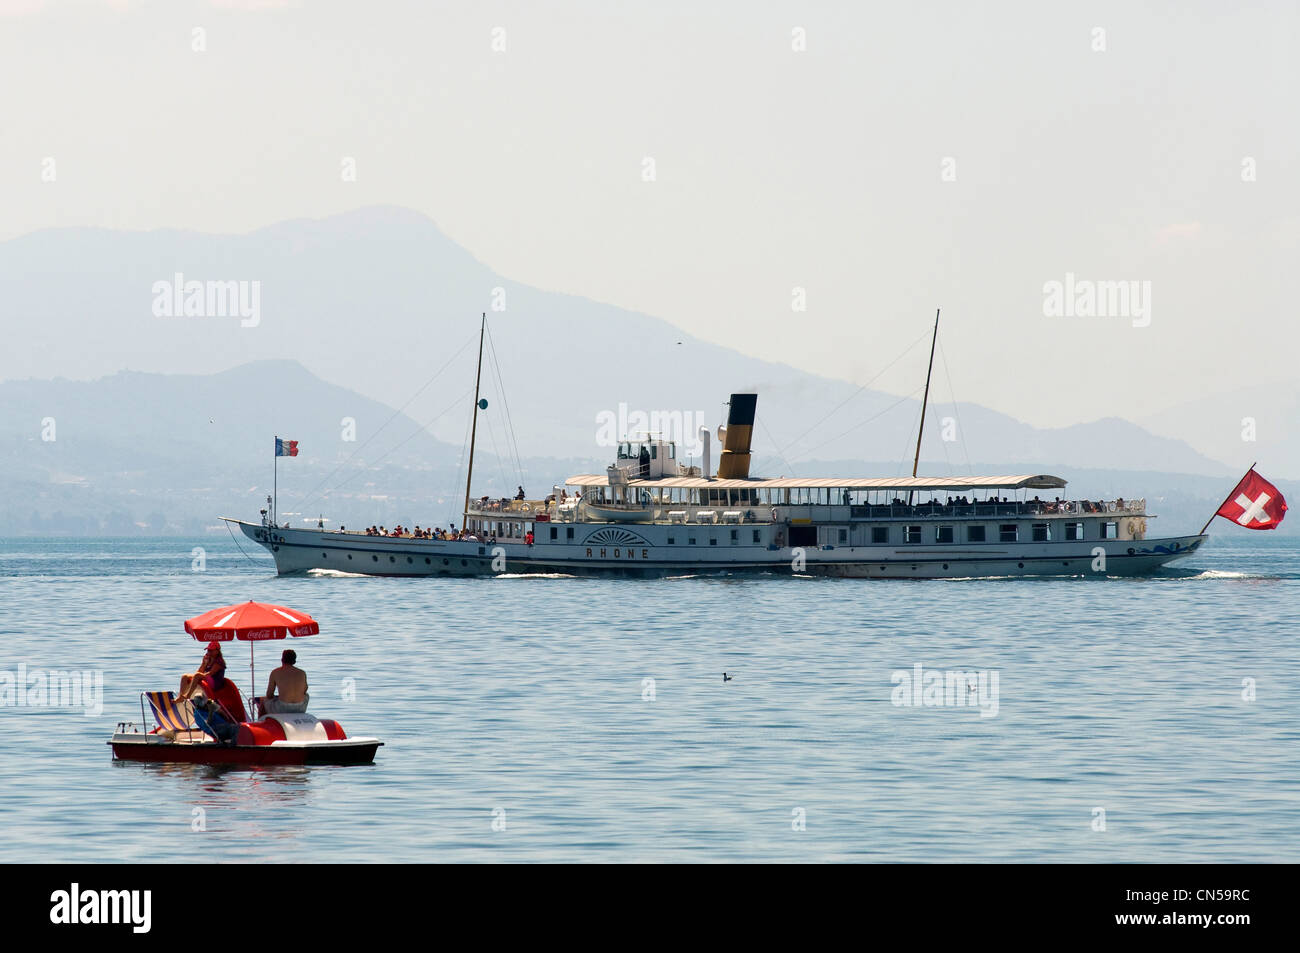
[1139,382,1300,482]
[0,361,553,535]
[1,206,1260,472]
[1,205,1292,536]
[1,362,1293,537]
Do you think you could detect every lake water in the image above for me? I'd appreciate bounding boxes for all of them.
[1,533,1297,862]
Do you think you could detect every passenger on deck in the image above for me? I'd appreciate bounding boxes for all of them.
[178,641,225,702]
[516,486,526,500]
[264,649,309,714]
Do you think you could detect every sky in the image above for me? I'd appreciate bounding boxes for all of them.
[1,0,1296,430]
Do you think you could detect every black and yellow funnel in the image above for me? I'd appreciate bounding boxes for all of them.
[716,393,757,479]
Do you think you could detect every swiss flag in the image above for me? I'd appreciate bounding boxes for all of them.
[1216,468,1288,530]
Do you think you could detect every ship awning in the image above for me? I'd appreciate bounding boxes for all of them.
[563,474,1069,492]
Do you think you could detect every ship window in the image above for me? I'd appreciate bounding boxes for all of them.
[967,525,986,542]
[731,529,739,543]
[651,445,657,459]
[668,537,676,545]
[1102,521,1118,539]
[936,525,954,544]
[753,530,761,544]
[710,537,718,546]
[1032,522,1050,542]
[550,527,557,540]
[872,526,889,544]
[1064,521,1084,540]
[905,525,921,544]
[999,524,1018,542]
[838,528,848,544]
[566,527,574,539]
[689,537,696,545]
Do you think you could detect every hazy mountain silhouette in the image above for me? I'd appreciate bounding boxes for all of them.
[3,362,1287,537]
[0,206,1235,482]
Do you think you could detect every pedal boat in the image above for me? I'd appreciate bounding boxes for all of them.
[110,694,382,766]
[109,600,382,766]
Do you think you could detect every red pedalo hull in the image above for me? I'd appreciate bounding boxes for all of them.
[109,739,382,766]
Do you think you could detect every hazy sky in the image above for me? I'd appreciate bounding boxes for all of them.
[2,0,1296,429]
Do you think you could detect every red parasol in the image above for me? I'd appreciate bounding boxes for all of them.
[184,601,319,642]
[183,602,319,707]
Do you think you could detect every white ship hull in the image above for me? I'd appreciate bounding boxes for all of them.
[227,519,1205,579]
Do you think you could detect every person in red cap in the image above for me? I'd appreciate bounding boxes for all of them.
[178,641,226,702]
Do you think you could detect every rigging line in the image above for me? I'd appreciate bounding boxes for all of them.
[318,384,475,503]
[484,322,525,485]
[909,399,952,478]
[777,328,931,459]
[297,331,478,512]
[483,400,511,496]
[797,385,925,459]
[934,401,954,474]
[936,335,974,476]
[479,332,509,481]
[756,413,797,477]
[897,398,925,477]
[225,519,264,568]
[487,338,522,488]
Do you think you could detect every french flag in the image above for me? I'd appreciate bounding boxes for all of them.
[275,437,299,457]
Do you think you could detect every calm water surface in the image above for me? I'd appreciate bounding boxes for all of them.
[1,534,1297,862]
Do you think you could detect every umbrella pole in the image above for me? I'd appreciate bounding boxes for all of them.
[250,642,255,719]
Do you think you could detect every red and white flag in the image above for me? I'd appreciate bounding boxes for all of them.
[1215,468,1288,530]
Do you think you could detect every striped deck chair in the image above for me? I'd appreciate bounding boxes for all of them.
[143,691,202,739]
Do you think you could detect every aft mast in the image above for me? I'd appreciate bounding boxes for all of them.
[461,313,486,533]
[908,308,940,503]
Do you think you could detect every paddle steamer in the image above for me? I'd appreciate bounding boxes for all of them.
[226,315,1205,577]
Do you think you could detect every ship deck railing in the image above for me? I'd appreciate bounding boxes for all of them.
[467,499,548,516]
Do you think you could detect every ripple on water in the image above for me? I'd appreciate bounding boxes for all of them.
[0,534,1297,861]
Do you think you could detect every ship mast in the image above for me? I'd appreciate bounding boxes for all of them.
[908,308,940,503]
[461,313,486,532]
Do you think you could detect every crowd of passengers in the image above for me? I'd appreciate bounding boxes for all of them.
[360,524,459,539]
[338,495,1130,538]
[352,522,534,545]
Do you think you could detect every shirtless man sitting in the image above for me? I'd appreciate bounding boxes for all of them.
[263,649,309,714]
